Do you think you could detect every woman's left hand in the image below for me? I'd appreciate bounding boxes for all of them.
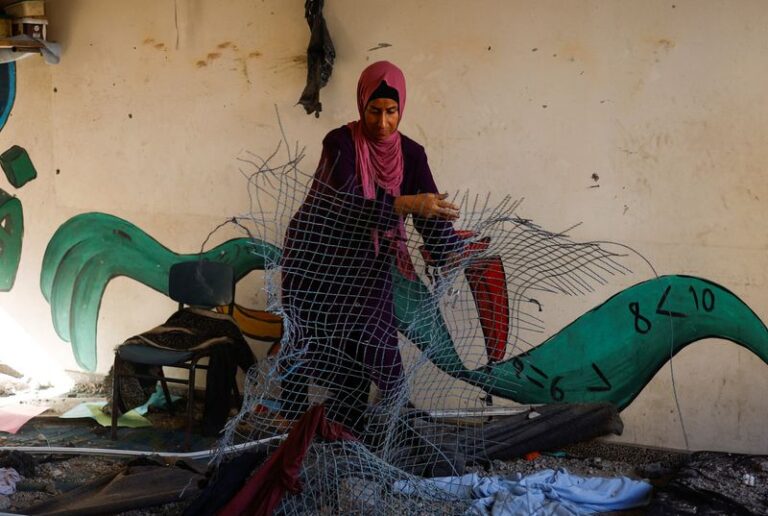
[394,193,460,220]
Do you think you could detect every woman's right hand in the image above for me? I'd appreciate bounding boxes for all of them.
[394,193,460,220]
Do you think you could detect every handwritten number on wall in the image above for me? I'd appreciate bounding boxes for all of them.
[512,357,524,378]
[550,376,564,401]
[689,286,715,312]
[630,284,717,334]
[514,283,717,403]
[656,285,686,317]
[587,363,612,392]
[629,302,652,334]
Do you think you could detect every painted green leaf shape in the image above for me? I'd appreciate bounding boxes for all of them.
[41,212,281,371]
[394,271,768,410]
[0,188,23,291]
[0,145,37,188]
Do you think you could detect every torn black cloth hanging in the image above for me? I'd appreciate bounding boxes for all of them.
[298,0,335,117]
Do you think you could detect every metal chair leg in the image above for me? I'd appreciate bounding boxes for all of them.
[110,356,121,440]
[185,361,197,450]
[158,368,175,416]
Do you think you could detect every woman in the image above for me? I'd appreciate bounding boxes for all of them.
[280,61,460,433]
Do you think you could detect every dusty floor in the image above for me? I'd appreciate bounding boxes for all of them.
[1,375,765,515]
[3,426,766,515]
[0,402,694,516]
[1,440,680,515]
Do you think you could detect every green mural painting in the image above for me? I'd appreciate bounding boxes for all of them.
[40,212,768,410]
[41,212,281,371]
[0,189,23,291]
[1,145,37,188]
[394,271,768,410]
[0,63,16,132]
[0,65,31,293]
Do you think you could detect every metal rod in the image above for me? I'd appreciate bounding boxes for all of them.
[428,406,533,419]
[0,433,285,460]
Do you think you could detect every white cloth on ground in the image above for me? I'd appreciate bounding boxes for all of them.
[0,468,22,496]
[393,468,652,515]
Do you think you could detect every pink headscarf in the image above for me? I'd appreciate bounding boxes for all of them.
[347,61,416,279]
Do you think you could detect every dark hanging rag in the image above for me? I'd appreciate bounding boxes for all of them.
[297,0,335,117]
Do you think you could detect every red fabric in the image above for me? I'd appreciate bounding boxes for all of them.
[348,61,414,280]
[465,255,509,362]
[420,230,510,362]
[217,405,356,516]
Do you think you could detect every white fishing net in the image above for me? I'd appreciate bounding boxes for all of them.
[213,127,630,513]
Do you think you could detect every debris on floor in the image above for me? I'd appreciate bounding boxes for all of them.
[0,403,49,434]
[0,376,766,515]
[648,451,768,515]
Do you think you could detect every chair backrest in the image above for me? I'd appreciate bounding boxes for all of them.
[169,260,235,309]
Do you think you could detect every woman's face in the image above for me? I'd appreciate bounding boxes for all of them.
[363,98,400,140]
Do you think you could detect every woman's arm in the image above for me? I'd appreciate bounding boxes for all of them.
[394,192,459,220]
[402,148,463,264]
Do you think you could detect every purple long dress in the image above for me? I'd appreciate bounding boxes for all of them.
[280,125,458,430]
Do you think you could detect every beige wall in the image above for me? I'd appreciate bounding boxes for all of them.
[1,0,766,453]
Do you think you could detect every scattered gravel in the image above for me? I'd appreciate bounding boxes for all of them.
[9,455,123,512]
[2,439,691,515]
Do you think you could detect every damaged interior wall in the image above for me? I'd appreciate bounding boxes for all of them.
[0,0,766,454]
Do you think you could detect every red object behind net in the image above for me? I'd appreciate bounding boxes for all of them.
[420,230,510,363]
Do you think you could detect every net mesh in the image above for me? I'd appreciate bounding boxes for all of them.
[214,131,631,513]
